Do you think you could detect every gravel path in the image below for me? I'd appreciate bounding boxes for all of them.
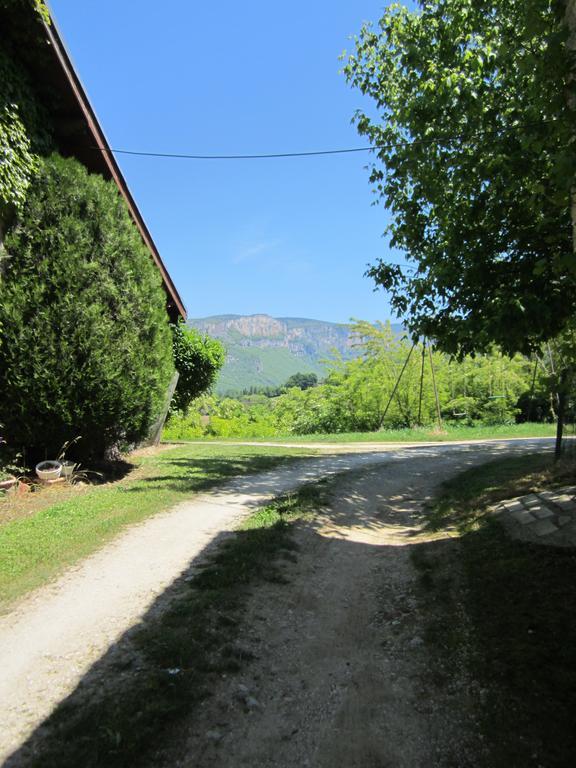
[0,439,552,764]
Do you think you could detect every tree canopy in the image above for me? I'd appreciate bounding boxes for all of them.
[343,0,576,357]
[284,372,318,390]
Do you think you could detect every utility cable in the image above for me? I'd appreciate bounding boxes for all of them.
[90,117,562,161]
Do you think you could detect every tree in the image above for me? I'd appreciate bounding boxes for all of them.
[284,372,318,390]
[343,0,576,358]
[350,320,443,428]
[171,322,225,412]
[0,154,174,460]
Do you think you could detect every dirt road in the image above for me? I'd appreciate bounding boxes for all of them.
[1,439,551,766]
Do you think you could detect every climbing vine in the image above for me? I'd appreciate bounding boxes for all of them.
[32,0,48,22]
[0,104,38,213]
[0,0,49,21]
[0,0,52,214]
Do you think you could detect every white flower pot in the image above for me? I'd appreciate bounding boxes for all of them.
[36,461,62,481]
[61,460,76,478]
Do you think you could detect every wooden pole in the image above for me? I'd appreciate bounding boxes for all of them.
[527,357,539,422]
[379,343,416,428]
[555,370,568,461]
[546,341,566,459]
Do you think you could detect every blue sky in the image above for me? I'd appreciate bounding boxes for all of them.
[49,0,407,324]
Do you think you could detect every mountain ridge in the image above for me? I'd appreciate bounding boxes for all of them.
[187,313,361,393]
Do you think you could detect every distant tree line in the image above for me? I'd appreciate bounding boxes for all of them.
[222,372,319,399]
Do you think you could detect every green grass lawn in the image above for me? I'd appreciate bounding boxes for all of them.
[414,453,576,767]
[0,443,316,608]
[167,422,558,444]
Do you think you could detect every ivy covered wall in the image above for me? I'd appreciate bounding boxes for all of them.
[0,0,52,221]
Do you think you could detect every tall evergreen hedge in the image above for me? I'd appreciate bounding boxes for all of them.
[0,154,174,460]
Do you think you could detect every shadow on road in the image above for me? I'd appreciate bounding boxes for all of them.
[3,439,560,768]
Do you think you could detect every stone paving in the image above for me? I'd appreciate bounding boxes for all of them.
[493,486,576,547]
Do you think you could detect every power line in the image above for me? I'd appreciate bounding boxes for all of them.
[100,145,376,160]
[91,117,561,161]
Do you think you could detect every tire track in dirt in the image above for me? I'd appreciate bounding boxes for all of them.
[145,440,550,768]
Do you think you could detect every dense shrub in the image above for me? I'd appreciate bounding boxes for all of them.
[171,322,225,412]
[516,391,553,423]
[0,154,174,460]
[164,395,277,440]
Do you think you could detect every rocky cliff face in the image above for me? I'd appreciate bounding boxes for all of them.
[187,314,357,393]
[195,314,286,339]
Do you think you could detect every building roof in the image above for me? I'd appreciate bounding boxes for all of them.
[2,4,187,322]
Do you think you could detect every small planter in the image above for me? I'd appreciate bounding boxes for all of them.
[61,460,76,479]
[0,474,17,492]
[35,460,62,482]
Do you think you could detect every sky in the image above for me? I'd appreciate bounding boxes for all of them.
[48,0,408,324]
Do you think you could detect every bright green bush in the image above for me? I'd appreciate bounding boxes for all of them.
[0,154,174,460]
[164,394,277,440]
[171,322,225,412]
[162,411,205,441]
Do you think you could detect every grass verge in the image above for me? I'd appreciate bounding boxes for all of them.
[0,443,316,608]
[167,422,558,444]
[413,453,576,767]
[12,484,324,768]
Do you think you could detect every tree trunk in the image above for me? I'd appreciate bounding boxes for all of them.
[428,346,443,429]
[565,1,576,250]
[555,380,567,461]
[558,1,576,460]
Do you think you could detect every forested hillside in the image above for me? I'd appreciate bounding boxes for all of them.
[188,314,398,393]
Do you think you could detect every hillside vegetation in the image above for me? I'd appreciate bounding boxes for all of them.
[165,320,563,442]
[187,314,386,393]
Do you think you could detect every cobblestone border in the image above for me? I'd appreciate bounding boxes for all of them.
[491,487,576,546]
